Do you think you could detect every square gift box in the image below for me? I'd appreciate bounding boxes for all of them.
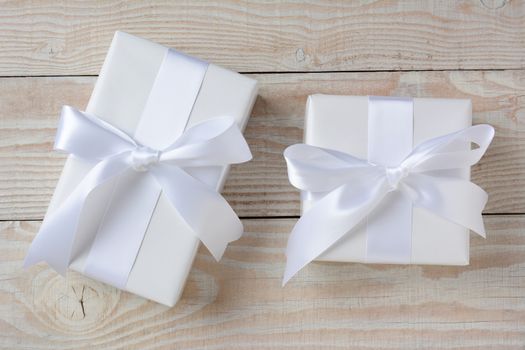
[40,32,258,306]
[303,95,474,266]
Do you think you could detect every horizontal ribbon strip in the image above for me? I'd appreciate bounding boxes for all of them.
[283,123,494,285]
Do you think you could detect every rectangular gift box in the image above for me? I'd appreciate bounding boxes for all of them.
[304,95,472,265]
[45,31,258,306]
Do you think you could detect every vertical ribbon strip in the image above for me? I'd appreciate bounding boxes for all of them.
[82,49,209,288]
[366,96,414,263]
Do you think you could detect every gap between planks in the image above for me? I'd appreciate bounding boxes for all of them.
[0,67,524,79]
[0,213,522,223]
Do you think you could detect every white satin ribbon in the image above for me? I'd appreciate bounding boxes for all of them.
[24,106,252,283]
[367,96,414,263]
[283,123,494,285]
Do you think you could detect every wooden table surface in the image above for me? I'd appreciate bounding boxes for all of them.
[1,1,524,349]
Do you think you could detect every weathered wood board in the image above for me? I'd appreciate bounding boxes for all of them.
[0,1,524,75]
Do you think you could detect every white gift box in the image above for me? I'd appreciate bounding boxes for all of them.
[45,32,258,306]
[303,95,473,265]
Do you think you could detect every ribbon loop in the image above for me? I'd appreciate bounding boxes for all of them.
[55,106,137,161]
[284,144,381,193]
[401,124,495,173]
[283,124,494,285]
[160,117,252,167]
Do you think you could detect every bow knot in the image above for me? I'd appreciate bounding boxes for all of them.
[24,106,253,279]
[131,146,161,171]
[385,165,408,190]
[282,124,495,285]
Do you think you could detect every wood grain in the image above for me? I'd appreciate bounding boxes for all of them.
[1,70,524,220]
[0,0,524,75]
[1,216,523,349]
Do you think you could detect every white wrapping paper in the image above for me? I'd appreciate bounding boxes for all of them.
[43,32,258,306]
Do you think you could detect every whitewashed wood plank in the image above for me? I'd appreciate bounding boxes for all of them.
[1,71,524,219]
[0,216,523,349]
[0,0,524,75]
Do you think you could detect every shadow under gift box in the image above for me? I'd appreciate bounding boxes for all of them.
[304,95,473,265]
[45,32,258,306]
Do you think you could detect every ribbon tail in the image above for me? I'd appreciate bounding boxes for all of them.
[151,165,243,261]
[283,177,390,286]
[23,154,132,274]
[404,173,488,237]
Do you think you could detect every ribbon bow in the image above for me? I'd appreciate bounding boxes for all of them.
[24,106,252,275]
[283,124,495,284]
